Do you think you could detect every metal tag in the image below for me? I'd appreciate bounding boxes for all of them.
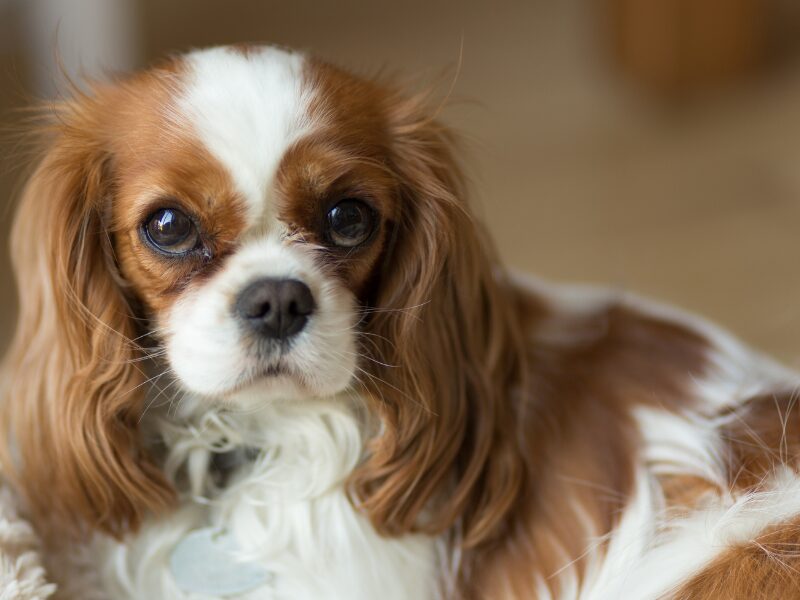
[169,527,271,596]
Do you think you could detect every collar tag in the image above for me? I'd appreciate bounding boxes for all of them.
[170,527,272,596]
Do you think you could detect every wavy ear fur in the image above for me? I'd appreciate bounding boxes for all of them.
[350,94,528,548]
[0,99,174,537]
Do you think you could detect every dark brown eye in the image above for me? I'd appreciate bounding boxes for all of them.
[326,199,376,247]
[144,208,199,254]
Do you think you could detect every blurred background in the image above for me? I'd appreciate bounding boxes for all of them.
[2,0,800,362]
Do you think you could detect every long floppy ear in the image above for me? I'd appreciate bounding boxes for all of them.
[350,94,529,548]
[0,99,174,538]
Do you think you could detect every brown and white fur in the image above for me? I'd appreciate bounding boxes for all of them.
[2,45,800,599]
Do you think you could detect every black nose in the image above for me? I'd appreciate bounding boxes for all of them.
[235,278,315,340]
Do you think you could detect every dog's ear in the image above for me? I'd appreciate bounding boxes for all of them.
[350,93,528,548]
[0,97,174,538]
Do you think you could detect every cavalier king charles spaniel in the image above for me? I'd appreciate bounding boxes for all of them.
[2,45,800,599]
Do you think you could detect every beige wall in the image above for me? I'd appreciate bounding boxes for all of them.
[4,0,800,363]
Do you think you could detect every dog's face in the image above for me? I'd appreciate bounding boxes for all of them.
[109,47,401,403]
[3,45,523,545]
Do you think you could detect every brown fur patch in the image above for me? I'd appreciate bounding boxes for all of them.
[721,391,800,492]
[658,474,721,513]
[675,517,800,599]
[105,74,248,316]
[456,288,711,598]
[641,390,800,576]
[274,59,416,299]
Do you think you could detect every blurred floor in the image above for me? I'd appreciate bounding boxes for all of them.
[3,0,800,364]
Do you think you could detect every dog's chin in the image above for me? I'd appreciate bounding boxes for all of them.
[223,372,309,407]
[201,363,351,410]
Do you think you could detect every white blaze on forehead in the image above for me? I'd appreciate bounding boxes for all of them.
[178,46,314,226]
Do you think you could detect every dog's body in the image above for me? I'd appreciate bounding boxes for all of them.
[49,275,800,600]
[3,46,800,599]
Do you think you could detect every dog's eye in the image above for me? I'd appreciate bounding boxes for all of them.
[144,208,199,254]
[326,199,375,247]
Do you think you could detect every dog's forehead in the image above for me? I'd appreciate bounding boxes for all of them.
[177,46,317,229]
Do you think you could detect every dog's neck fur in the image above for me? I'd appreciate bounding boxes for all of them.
[49,392,438,600]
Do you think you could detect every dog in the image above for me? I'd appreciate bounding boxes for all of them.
[2,44,799,599]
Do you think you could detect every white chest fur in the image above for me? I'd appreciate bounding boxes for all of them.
[75,398,437,599]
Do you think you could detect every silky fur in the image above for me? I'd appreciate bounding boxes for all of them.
[4,45,800,599]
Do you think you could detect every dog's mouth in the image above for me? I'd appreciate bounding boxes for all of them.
[244,358,293,384]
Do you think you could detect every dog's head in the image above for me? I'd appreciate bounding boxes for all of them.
[2,46,524,545]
